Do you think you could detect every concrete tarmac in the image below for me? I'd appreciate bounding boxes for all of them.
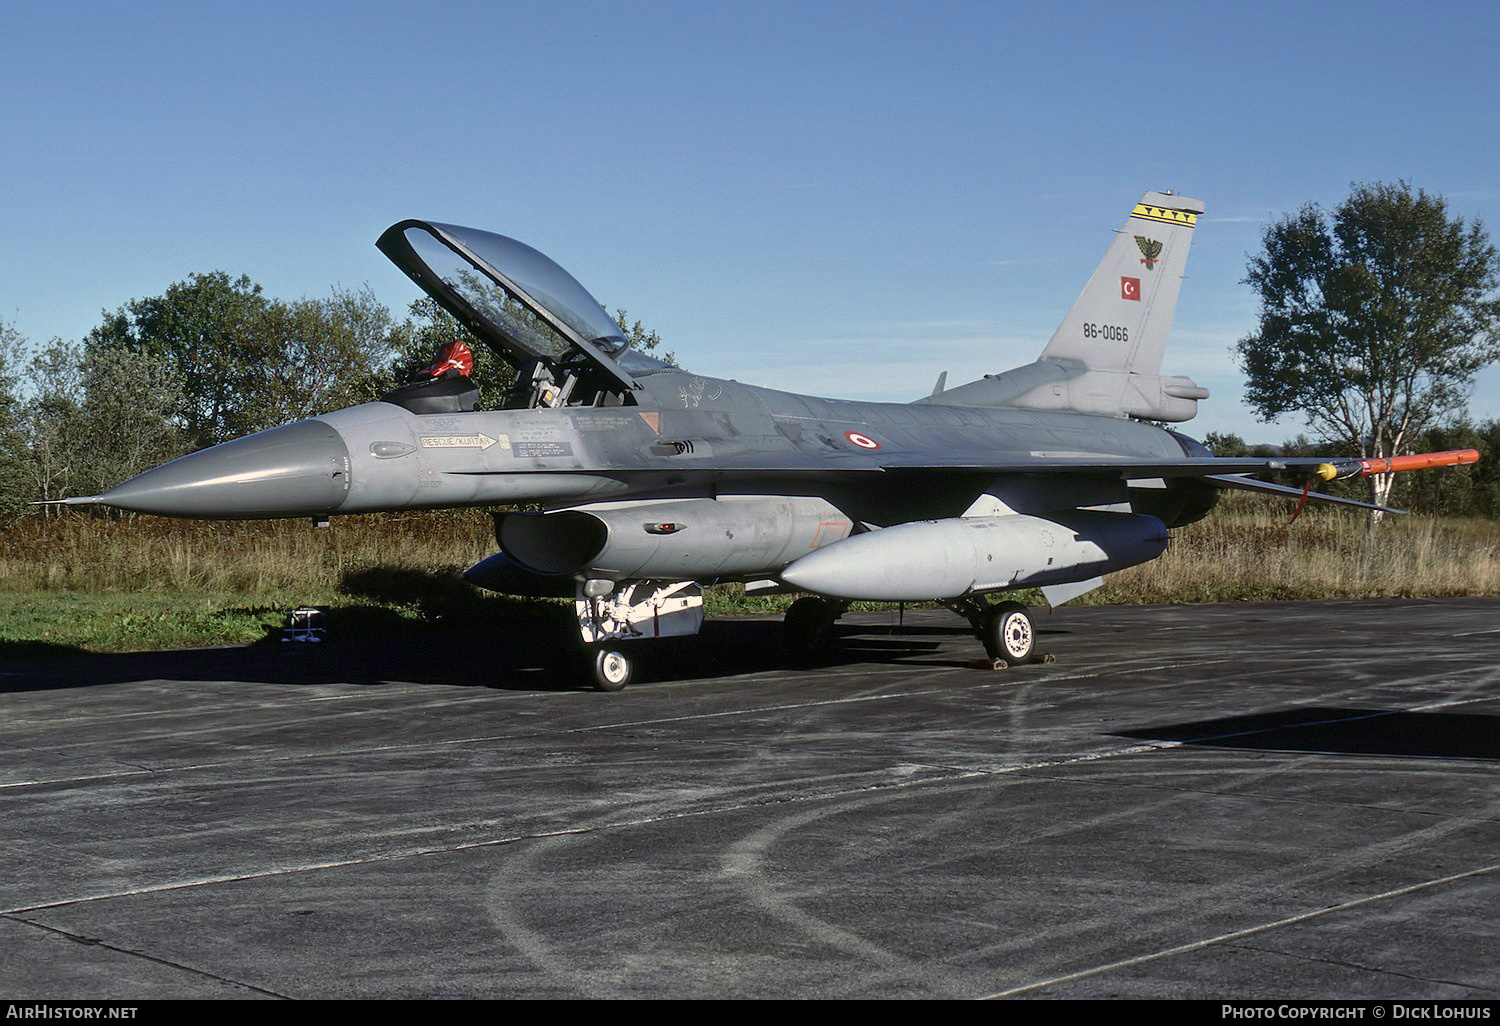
[2,598,1497,999]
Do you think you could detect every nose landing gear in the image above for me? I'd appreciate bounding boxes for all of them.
[588,645,635,692]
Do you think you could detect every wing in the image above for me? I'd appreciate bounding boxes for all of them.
[876,450,1479,513]
[453,449,1477,516]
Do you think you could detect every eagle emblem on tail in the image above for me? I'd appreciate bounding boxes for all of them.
[1134,235,1163,270]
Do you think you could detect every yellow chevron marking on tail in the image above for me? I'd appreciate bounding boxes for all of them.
[1131,203,1199,228]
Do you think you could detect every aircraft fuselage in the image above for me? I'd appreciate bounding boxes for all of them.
[91,367,1197,530]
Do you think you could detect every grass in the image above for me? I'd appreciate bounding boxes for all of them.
[0,510,496,595]
[1095,500,1500,603]
[0,511,503,654]
[2,496,1497,655]
[0,590,285,654]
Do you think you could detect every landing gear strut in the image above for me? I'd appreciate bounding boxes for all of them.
[575,579,704,692]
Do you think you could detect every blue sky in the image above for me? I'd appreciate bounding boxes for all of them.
[3,0,1498,442]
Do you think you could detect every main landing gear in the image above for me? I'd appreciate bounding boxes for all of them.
[783,594,1039,669]
[782,596,848,661]
[949,597,1036,667]
[574,580,1041,690]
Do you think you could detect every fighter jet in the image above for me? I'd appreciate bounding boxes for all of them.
[66,191,1479,689]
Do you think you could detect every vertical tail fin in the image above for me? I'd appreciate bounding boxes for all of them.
[1040,191,1202,379]
[922,190,1209,422]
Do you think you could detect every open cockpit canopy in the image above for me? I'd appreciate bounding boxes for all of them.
[377,220,672,407]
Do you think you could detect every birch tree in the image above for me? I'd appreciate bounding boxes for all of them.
[1237,182,1500,507]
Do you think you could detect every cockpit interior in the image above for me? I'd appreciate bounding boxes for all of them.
[375,220,675,415]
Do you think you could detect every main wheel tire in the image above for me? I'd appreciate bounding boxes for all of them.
[784,597,840,658]
[590,646,634,692]
[984,602,1034,666]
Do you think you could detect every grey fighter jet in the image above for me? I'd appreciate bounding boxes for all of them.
[67,191,1479,689]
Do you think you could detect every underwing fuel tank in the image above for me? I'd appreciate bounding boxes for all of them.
[494,497,854,583]
[779,511,1168,601]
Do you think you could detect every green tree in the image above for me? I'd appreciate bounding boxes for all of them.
[89,274,404,449]
[20,338,86,508]
[1397,419,1500,517]
[1202,431,1281,459]
[1236,182,1500,508]
[614,308,676,366]
[248,285,398,428]
[17,337,184,505]
[75,344,184,497]
[88,272,272,450]
[0,320,31,523]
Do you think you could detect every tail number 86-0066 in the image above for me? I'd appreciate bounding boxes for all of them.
[1082,322,1128,342]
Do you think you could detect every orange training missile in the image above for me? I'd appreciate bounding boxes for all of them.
[1355,449,1480,477]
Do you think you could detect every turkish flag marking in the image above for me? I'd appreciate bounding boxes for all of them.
[1120,276,1141,301]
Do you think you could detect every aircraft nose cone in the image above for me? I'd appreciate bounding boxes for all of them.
[94,420,352,518]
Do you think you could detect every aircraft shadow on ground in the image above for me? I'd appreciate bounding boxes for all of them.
[0,616,981,695]
[1,557,1072,692]
[1116,707,1500,762]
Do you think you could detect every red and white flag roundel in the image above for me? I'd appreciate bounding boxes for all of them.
[845,430,881,450]
[1120,276,1141,301]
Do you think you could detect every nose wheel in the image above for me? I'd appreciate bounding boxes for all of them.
[589,645,635,692]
